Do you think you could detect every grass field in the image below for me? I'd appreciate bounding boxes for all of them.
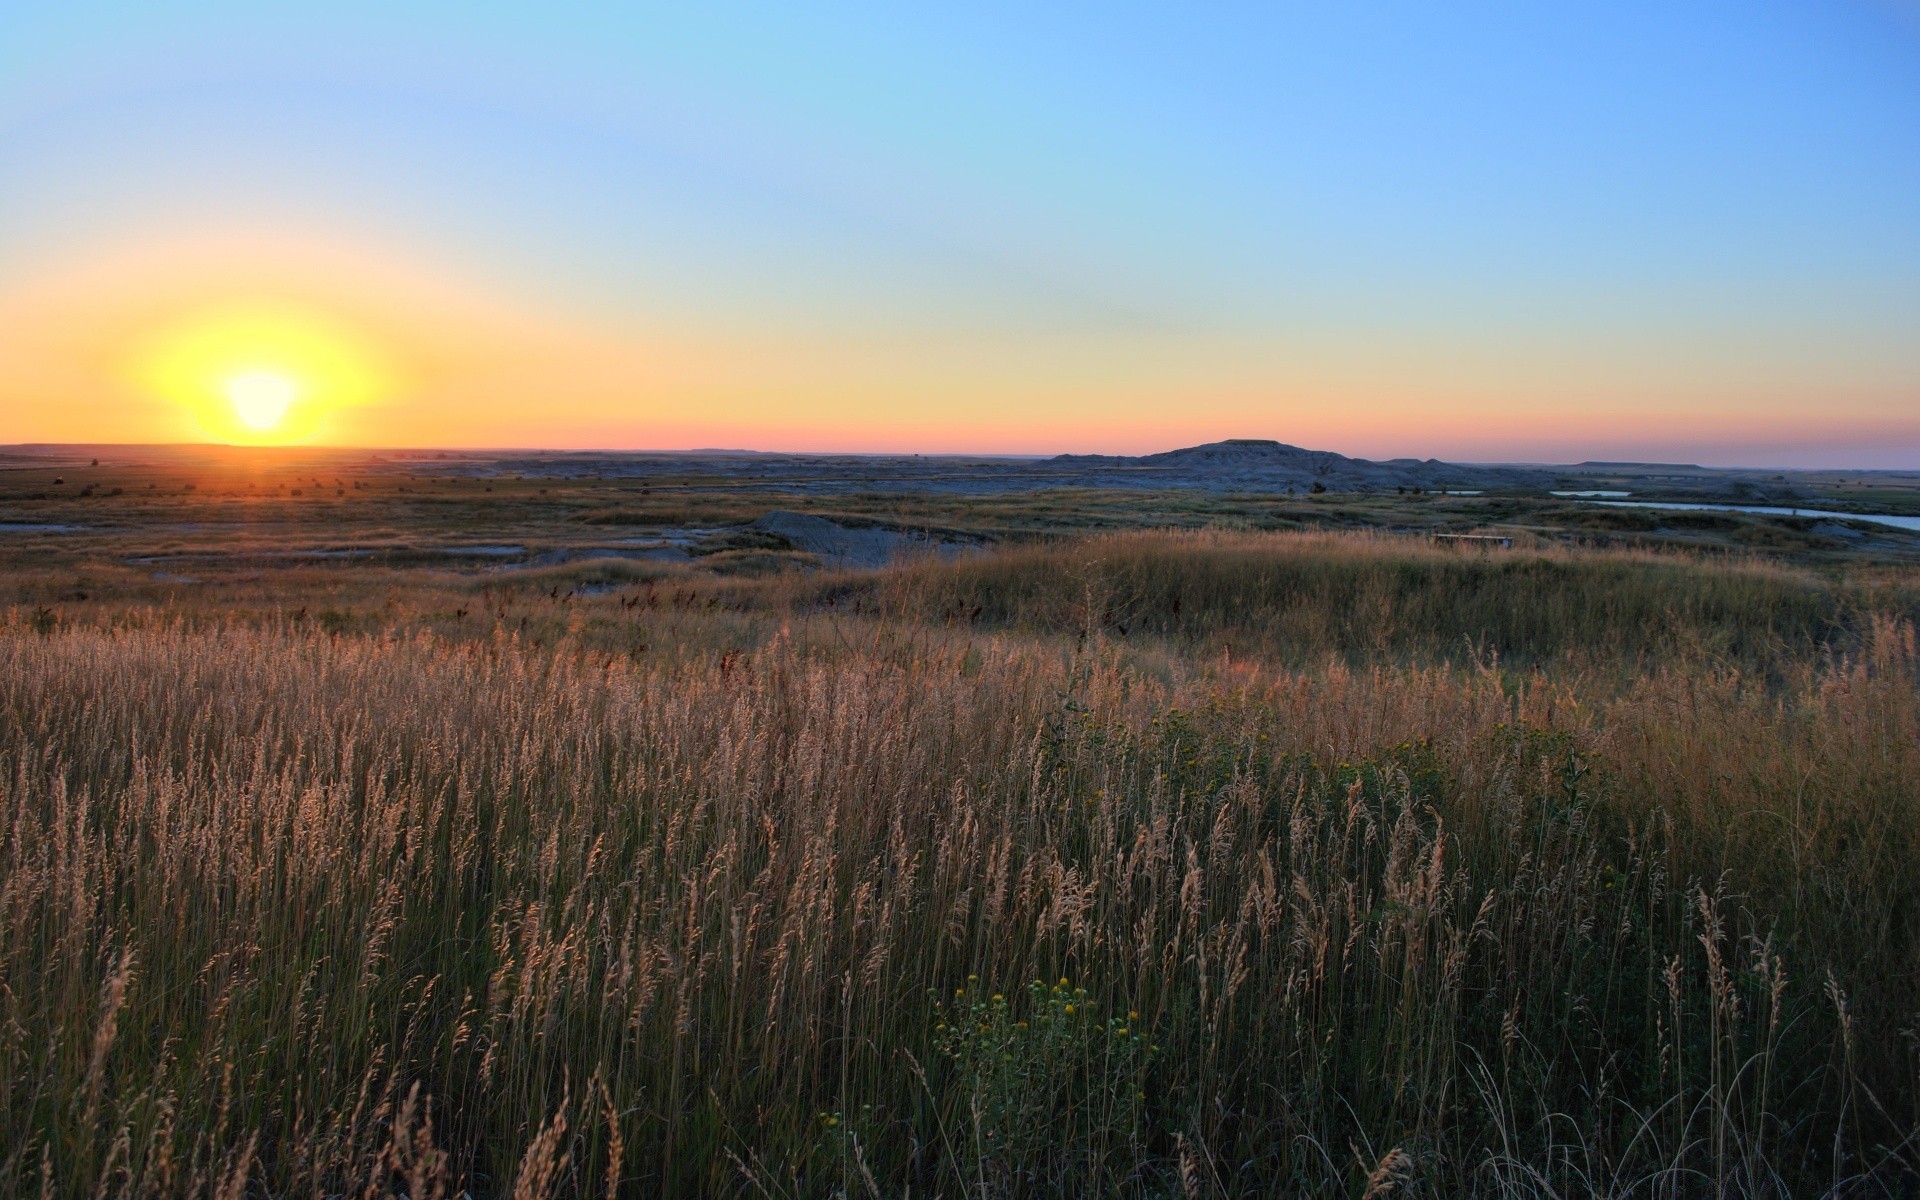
[3,519,1919,1196]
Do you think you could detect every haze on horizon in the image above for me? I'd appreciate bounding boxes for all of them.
[2,2,1917,468]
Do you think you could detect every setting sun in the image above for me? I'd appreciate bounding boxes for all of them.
[130,301,395,445]
[226,371,299,431]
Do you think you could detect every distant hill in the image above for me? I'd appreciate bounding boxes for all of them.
[1574,460,1709,471]
[1047,438,1532,493]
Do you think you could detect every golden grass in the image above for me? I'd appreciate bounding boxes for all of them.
[2,530,1917,1196]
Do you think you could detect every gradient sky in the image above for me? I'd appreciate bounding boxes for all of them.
[3,2,1918,464]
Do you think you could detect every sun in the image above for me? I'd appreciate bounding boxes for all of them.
[132,302,395,445]
[227,371,299,432]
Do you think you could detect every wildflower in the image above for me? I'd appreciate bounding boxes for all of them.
[1064,1004,1075,1015]
[825,1115,840,1128]
[1116,1026,1129,1036]
[992,994,1004,1003]
[1128,1010,1139,1020]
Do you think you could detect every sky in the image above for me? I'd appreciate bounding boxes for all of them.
[2,2,1917,465]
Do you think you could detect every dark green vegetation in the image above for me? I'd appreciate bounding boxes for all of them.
[4,448,1920,1197]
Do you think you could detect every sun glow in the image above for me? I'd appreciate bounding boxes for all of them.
[133,302,394,444]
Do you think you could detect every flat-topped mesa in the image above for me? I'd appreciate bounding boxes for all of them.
[1139,439,1349,469]
[1049,438,1341,468]
[1038,437,1528,493]
[1574,461,1708,471]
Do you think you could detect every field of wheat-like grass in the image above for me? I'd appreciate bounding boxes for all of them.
[3,531,1917,1197]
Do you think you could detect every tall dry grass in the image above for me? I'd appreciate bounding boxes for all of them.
[2,530,1917,1196]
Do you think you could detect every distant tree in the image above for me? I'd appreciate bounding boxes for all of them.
[1310,481,1327,494]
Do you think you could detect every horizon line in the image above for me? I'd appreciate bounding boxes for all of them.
[1,439,1914,474]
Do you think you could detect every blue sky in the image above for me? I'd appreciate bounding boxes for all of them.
[2,1,1917,462]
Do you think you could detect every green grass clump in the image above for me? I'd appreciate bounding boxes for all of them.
[922,978,1154,1193]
